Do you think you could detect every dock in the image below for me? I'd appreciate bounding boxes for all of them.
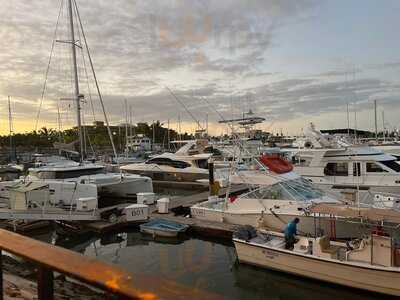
[81,183,248,238]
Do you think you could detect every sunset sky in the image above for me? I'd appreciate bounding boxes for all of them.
[1,0,400,136]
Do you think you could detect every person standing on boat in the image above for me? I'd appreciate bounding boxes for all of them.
[284,218,299,250]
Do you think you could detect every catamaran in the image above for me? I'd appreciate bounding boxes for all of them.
[13,0,153,200]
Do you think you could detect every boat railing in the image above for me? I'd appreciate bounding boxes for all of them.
[0,229,146,300]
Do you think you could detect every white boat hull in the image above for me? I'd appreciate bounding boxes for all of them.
[96,176,153,198]
[234,239,400,296]
[191,206,363,239]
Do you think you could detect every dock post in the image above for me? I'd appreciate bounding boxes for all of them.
[37,266,54,300]
[208,159,219,196]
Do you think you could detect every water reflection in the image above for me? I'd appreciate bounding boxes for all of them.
[30,229,392,300]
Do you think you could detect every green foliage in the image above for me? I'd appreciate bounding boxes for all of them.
[0,121,194,151]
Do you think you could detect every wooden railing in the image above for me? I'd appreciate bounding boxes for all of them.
[0,229,221,300]
[0,229,148,299]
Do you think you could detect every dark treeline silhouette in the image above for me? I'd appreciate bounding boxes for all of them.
[0,121,194,153]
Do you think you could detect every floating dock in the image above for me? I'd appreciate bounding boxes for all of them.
[82,184,248,238]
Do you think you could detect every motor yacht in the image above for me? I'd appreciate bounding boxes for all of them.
[285,124,400,196]
[120,152,212,183]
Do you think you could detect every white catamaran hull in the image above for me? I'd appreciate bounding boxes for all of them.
[97,177,153,198]
[234,239,400,296]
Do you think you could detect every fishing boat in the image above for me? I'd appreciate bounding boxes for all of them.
[140,219,189,238]
[233,206,400,297]
[191,163,364,238]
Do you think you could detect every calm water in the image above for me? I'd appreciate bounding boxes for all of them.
[32,229,392,300]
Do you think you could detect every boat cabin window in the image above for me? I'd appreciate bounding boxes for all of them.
[54,168,104,179]
[380,160,400,172]
[366,162,388,173]
[196,159,209,169]
[204,146,222,156]
[324,162,348,176]
[353,162,361,176]
[146,157,190,169]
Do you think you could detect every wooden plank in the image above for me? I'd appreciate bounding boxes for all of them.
[0,230,221,300]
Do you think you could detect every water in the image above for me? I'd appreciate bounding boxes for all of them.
[32,229,391,300]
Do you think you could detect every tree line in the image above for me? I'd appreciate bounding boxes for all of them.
[0,121,194,153]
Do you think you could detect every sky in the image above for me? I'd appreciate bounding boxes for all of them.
[1,0,400,136]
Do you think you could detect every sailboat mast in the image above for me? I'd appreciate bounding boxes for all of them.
[125,99,128,156]
[8,96,13,161]
[67,0,84,161]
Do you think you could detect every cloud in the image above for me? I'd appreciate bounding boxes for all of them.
[1,0,400,136]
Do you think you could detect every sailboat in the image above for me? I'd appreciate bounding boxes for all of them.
[8,0,153,200]
[0,96,23,181]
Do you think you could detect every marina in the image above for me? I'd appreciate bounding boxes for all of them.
[1,0,400,299]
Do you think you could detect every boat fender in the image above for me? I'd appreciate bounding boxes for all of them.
[346,241,354,251]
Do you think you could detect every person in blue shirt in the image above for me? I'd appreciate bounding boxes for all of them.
[284,217,299,250]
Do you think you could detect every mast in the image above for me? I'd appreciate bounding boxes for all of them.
[178,114,181,141]
[67,0,84,161]
[382,110,385,142]
[124,99,128,156]
[8,96,14,162]
[152,120,155,150]
[374,99,378,142]
[129,105,133,137]
[167,119,170,151]
[346,103,350,137]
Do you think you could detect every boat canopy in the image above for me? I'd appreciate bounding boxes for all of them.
[240,177,329,202]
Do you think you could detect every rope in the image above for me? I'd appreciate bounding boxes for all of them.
[35,0,64,131]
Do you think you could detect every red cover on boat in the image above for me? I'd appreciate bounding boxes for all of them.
[259,154,293,174]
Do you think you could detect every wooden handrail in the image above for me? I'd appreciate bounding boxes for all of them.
[0,229,147,299]
[0,229,221,300]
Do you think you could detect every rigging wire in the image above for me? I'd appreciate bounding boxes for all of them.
[165,86,204,131]
[35,0,64,131]
[73,0,118,161]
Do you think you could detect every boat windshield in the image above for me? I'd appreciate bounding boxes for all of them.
[241,178,325,201]
[380,160,400,172]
